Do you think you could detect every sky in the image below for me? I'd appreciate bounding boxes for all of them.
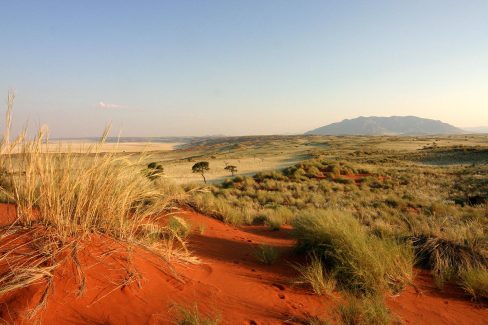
[1,0,487,137]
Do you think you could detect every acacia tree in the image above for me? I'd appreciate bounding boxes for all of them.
[224,165,237,176]
[192,161,210,183]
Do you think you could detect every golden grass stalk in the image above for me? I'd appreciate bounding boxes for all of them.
[292,253,336,295]
[0,91,177,242]
[0,91,192,317]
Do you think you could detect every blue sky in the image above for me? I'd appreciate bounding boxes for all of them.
[1,1,487,137]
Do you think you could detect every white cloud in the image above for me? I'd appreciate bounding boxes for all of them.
[97,101,126,109]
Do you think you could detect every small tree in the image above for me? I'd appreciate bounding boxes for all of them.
[224,165,237,176]
[192,161,210,183]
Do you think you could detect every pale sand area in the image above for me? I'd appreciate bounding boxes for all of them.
[38,141,181,153]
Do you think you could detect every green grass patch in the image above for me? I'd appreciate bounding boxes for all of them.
[292,209,413,296]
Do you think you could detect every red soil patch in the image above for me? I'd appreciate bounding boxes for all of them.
[0,204,486,324]
[180,211,332,323]
[0,203,18,226]
[388,269,488,324]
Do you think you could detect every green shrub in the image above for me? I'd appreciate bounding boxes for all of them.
[292,209,413,296]
[293,253,335,295]
[413,235,488,288]
[168,216,191,239]
[334,177,354,185]
[460,267,488,300]
[266,216,282,231]
[337,296,392,325]
[173,304,219,325]
[146,162,164,180]
[254,245,279,265]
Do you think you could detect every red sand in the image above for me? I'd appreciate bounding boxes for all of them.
[0,204,486,324]
[388,269,488,324]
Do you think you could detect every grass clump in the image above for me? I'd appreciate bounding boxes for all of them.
[254,245,279,265]
[413,235,487,288]
[292,209,413,296]
[337,295,393,325]
[293,253,335,295]
[266,217,282,231]
[1,130,174,242]
[168,216,192,239]
[0,92,191,314]
[174,304,220,325]
[459,267,488,300]
[189,192,250,225]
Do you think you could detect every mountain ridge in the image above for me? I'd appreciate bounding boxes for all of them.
[305,116,464,136]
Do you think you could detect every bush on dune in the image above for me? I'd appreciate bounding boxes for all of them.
[2,132,179,242]
[459,267,488,300]
[413,235,487,289]
[173,304,220,325]
[292,253,336,295]
[336,295,393,325]
[0,92,191,314]
[292,209,413,296]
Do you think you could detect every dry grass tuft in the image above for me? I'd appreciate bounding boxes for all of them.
[336,295,393,325]
[459,267,488,300]
[254,245,279,265]
[0,91,193,317]
[293,209,413,296]
[173,304,220,325]
[292,253,336,295]
[413,235,487,288]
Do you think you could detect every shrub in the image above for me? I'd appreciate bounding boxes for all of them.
[250,214,266,226]
[168,216,191,239]
[147,162,164,180]
[293,253,335,295]
[173,304,220,325]
[254,245,279,265]
[266,215,283,231]
[413,235,488,288]
[306,166,322,177]
[325,164,340,176]
[334,177,354,185]
[0,93,191,313]
[303,316,331,325]
[292,210,413,296]
[2,134,173,241]
[337,296,392,325]
[459,267,488,300]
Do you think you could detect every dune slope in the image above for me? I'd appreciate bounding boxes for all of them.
[0,205,486,324]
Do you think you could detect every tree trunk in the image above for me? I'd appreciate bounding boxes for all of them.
[202,173,207,184]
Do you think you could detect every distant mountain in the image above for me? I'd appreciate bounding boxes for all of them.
[305,116,464,136]
[462,126,488,133]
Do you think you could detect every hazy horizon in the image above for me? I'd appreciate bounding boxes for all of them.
[1,1,487,137]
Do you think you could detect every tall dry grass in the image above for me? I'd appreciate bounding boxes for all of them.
[292,209,413,296]
[1,92,184,241]
[0,92,191,316]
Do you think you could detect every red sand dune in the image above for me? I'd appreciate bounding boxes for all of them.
[0,204,486,324]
